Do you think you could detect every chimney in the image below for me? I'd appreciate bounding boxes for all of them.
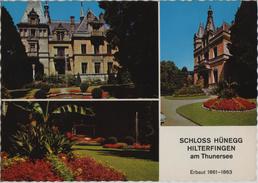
[70,16,75,33]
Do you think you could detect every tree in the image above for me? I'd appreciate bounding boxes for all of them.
[161,60,187,95]
[99,2,158,97]
[1,7,32,89]
[225,1,257,97]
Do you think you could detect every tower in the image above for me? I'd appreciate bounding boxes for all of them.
[17,1,50,76]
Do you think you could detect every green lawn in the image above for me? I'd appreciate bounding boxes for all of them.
[72,145,158,181]
[164,95,209,100]
[176,102,257,126]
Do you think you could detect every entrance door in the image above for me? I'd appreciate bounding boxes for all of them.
[54,59,65,74]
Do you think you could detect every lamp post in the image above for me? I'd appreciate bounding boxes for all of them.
[32,64,36,81]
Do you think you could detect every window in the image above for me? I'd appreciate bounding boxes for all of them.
[57,47,65,56]
[107,62,113,74]
[81,63,87,74]
[94,63,101,74]
[213,69,218,83]
[107,44,112,54]
[81,44,86,54]
[204,51,209,60]
[29,43,36,52]
[198,56,201,63]
[213,47,218,58]
[57,31,64,41]
[94,45,99,54]
[31,29,36,37]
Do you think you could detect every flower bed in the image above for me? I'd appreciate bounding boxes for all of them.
[1,159,62,181]
[203,97,256,111]
[1,155,126,181]
[103,143,151,150]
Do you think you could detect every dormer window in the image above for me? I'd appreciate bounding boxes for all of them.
[28,8,39,25]
[57,31,65,41]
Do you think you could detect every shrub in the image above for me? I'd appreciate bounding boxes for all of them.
[94,137,106,145]
[47,154,74,181]
[10,124,74,159]
[76,73,81,87]
[1,159,61,181]
[105,137,118,144]
[215,80,238,99]
[80,82,89,93]
[92,87,103,98]
[124,136,135,145]
[68,157,126,181]
[174,85,204,96]
[67,75,76,87]
[1,86,11,99]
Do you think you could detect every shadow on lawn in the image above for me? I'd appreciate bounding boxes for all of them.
[73,147,156,161]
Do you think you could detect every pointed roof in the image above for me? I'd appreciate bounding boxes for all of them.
[76,16,89,33]
[21,1,47,24]
[205,6,215,32]
[80,2,84,18]
[197,23,204,38]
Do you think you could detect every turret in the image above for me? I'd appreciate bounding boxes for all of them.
[205,6,215,32]
[44,1,51,23]
[80,2,84,22]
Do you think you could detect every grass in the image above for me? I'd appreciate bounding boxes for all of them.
[72,145,158,181]
[176,102,257,126]
[164,95,209,100]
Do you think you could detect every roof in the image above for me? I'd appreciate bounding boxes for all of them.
[21,1,47,24]
[49,21,80,33]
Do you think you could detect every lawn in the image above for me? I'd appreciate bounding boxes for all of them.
[165,95,209,100]
[72,145,159,181]
[176,102,257,126]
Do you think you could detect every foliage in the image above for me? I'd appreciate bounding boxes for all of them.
[161,61,189,95]
[10,124,74,159]
[105,137,118,144]
[1,7,32,89]
[213,80,238,99]
[68,157,126,181]
[92,87,103,98]
[174,85,204,97]
[1,155,27,169]
[1,86,11,99]
[76,73,82,86]
[124,136,135,145]
[99,2,158,97]
[1,159,62,181]
[225,1,257,97]
[47,154,74,181]
[80,82,89,92]
[116,68,132,84]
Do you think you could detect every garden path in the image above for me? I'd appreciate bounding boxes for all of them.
[161,97,210,126]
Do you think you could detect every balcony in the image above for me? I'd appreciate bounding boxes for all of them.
[91,30,104,37]
[27,52,38,57]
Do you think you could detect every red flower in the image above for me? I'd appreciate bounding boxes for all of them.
[203,98,256,111]
[68,157,126,181]
[1,159,62,181]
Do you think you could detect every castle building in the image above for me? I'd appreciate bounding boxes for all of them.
[193,6,231,87]
[17,1,118,81]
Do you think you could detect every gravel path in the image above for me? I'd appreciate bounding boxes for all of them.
[161,97,210,126]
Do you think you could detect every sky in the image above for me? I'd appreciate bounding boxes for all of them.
[2,1,102,24]
[160,1,240,70]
